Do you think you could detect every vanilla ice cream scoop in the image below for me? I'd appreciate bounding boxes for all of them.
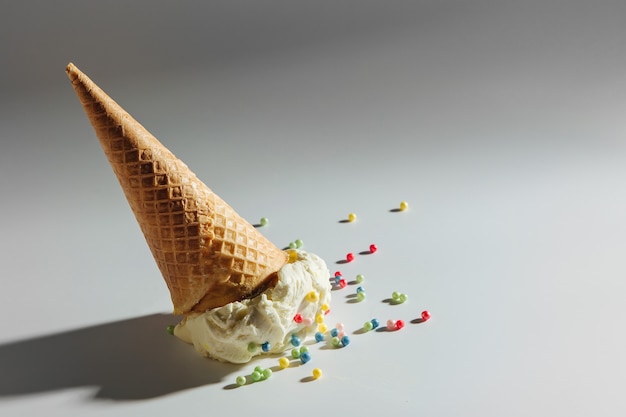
[174,250,331,363]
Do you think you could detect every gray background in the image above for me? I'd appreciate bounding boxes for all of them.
[2,1,626,415]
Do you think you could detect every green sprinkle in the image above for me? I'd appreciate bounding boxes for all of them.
[331,336,341,347]
[399,293,408,303]
[247,342,257,352]
[289,242,297,249]
[262,368,273,379]
[236,375,247,386]
[166,325,175,335]
[299,345,309,354]
[363,321,374,331]
[260,217,269,226]
[392,291,401,301]
[357,291,366,302]
[291,348,301,359]
[250,371,262,382]
[356,274,364,283]
[295,239,304,248]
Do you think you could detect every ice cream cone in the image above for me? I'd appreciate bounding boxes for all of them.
[66,63,287,315]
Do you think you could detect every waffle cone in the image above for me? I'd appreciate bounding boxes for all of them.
[66,63,287,315]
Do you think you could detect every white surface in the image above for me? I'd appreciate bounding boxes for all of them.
[2,1,626,416]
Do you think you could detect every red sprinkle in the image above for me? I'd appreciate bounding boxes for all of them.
[324,308,331,315]
[339,278,347,289]
[421,310,431,321]
[346,253,354,262]
[369,244,378,253]
[395,319,405,330]
[293,313,303,323]
[334,271,342,277]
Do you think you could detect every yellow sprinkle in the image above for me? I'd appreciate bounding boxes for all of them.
[318,323,328,333]
[287,250,298,263]
[348,212,357,222]
[399,201,409,211]
[315,313,324,324]
[321,303,330,312]
[279,357,290,369]
[306,291,319,303]
[312,368,323,379]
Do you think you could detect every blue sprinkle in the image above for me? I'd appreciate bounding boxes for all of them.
[330,328,339,337]
[314,332,325,342]
[356,286,364,293]
[341,335,351,346]
[261,342,270,352]
[300,351,311,364]
[291,335,301,347]
[370,318,380,329]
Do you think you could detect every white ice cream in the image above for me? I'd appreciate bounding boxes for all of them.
[173,250,331,363]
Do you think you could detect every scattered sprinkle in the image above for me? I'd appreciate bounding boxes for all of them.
[369,244,378,253]
[293,313,303,324]
[370,318,380,329]
[355,274,364,283]
[340,335,350,346]
[295,239,304,248]
[291,348,301,359]
[399,201,409,211]
[315,332,325,342]
[250,371,262,382]
[363,321,374,331]
[348,212,357,222]
[236,375,247,386]
[259,217,269,226]
[346,252,355,262]
[300,351,312,364]
[312,368,323,379]
[395,320,405,330]
[261,342,270,352]
[421,310,431,321]
[279,357,290,369]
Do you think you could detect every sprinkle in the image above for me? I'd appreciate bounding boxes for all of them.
[386,320,396,331]
[293,313,303,324]
[259,217,269,226]
[315,313,324,324]
[346,253,355,262]
[338,278,347,288]
[302,317,313,326]
[300,345,309,354]
[315,332,325,342]
[166,325,175,335]
[369,244,378,253]
[279,357,290,369]
[399,201,409,211]
[291,348,301,359]
[348,212,357,222]
[355,274,364,283]
[295,239,304,248]
[334,271,342,277]
[306,291,319,303]
[262,368,273,380]
[331,336,341,347]
[356,291,366,302]
[318,323,328,333]
[399,293,408,303]
[261,342,270,352]
[336,322,345,331]
[247,342,257,352]
[250,371,262,382]
[287,250,298,263]
[392,292,408,304]
[363,321,374,331]
[392,291,400,301]
[395,320,405,330]
[370,318,380,329]
[289,241,297,249]
[340,335,350,346]
[236,375,247,386]
[321,303,330,312]
[300,351,312,364]
[291,334,301,347]
[330,328,339,337]
[356,286,364,293]
[421,310,431,321]
[312,368,323,379]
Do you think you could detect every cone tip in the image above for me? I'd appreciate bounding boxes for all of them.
[66,62,79,81]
